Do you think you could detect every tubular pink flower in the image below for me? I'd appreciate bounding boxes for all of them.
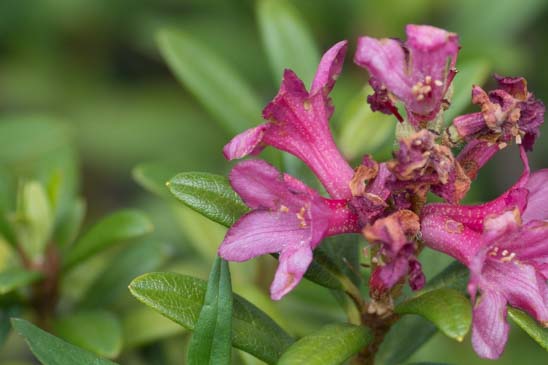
[218,160,360,300]
[421,148,548,359]
[354,24,459,127]
[223,41,354,199]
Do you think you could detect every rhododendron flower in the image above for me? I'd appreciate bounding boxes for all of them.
[218,160,360,300]
[363,210,425,310]
[387,130,470,203]
[354,24,459,127]
[223,41,354,199]
[421,149,548,359]
[452,75,545,151]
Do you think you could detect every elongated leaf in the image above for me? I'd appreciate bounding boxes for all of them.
[53,311,122,358]
[11,318,118,365]
[0,268,42,295]
[395,288,471,341]
[157,30,262,134]
[376,316,437,365]
[63,209,153,270]
[277,323,371,365]
[122,306,185,349]
[338,87,397,160]
[257,0,319,85]
[445,60,490,123]
[80,240,168,308]
[168,172,248,228]
[129,272,293,364]
[508,307,548,351]
[187,258,233,364]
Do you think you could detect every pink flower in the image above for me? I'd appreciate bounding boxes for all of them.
[354,25,459,127]
[218,160,360,300]
[223,41,354,199]
[421,148,548,358]
[452,75,545,151]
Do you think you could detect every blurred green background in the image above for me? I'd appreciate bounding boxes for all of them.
[0,0,547,364]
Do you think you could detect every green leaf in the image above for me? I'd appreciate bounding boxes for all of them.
[338,87,397,160]
[187,258,233,365]
[63,209,153,270]
[129,272,294,364]
[122,306,185,349]
[80,240,168,308]
[53,311,122,358]
[157,30,262,134]
[11,318,118,365]
[0,268,42,295]
[132,163,179,199]
[508,307,548,351]
[444,60,490,123]
[395,288,471,341]
[277,323,371,365]
[257,0,319,85]
[13,181,53,260]
[168,172,249,228]
[376,315,436,365]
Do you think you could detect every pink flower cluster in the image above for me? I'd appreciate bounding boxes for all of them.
[218,25,547,359]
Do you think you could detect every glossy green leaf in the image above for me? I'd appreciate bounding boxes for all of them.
[11,318,118,365]
[13,181,53,260]
[157,30,262,134]
[338,87,397,160]
[122,306,185,349]
[508,307,548,351]
[168,172,248,228]
[80,240,168,308]
[187,258,233,364]
[257,0,319,85]
[129,272,294,364]
[376,315,437,365]
[0,268,42,295]
[396,288,471,341]
[444,60,490,123]
[53,311,122,358]
[277,323,371,365]
[63,209,153,270]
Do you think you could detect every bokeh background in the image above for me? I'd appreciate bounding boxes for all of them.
[0,0,547,364]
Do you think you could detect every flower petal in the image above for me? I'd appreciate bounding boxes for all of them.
[229,160,301,210]
[421,213,484,265]
[223,124,268,160]
[471,290,509,359]
[523,169,548,222]
[270,244,313,300]
[218,210,310,262]
[310,40,347,96]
